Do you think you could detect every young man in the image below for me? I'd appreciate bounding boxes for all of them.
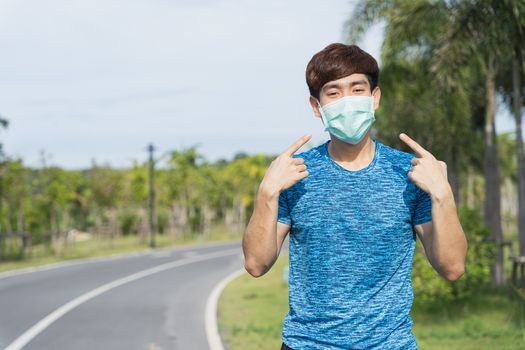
[242,43,468,349]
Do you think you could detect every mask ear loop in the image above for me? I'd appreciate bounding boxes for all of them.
[316,98,329,131]
[371,87,378,109]
[369,89,378,140]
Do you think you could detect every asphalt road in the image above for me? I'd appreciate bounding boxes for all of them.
[0,241,244,350]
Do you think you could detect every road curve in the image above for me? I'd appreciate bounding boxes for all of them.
[0,241,244,350]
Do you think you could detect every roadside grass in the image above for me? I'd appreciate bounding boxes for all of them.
[218,254,289,350]
[0,224,240,273]
[218,254,525,350]
[412,286,525,350]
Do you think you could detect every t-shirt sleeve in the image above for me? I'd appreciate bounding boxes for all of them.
[277,189,291,225]
[413,186,433,225]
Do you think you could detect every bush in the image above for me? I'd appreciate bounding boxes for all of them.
[157,209,169,234]
[120,211,139,236]
[412,206,496,303]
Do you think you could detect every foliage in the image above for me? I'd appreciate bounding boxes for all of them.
[0,148,273,260]
[412,206,496,303]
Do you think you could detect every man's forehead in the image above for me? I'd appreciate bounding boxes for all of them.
[321,73,370,90]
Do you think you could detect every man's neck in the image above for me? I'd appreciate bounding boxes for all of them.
[327,133,375,171]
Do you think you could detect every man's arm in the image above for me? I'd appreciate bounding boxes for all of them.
[242,135,311,278]
[400,132,468,282]
[242,187,290,277]
[414,185,468,281]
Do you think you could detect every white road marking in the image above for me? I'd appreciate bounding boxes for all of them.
[4,248,240,350]
[0,251,150,281]
[0,240,240,281]
[205,267,246,350]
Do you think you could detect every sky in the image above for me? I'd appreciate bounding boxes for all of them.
[0,0,517,169]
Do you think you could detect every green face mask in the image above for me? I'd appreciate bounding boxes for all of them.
[317,95,376,144]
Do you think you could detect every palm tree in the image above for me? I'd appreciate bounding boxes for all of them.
[499,0,525,257]
[166,147,205,237]
[432,0,525,286]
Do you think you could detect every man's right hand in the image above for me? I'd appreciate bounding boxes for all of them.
[259,134,312,197]
[244,135,311,277]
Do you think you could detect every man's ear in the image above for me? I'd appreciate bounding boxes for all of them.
[309,96,322,119]
[372,87,381,111]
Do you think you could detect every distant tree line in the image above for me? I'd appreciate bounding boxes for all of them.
[0,147,272,253]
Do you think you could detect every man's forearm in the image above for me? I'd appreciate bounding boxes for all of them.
[429,185,468,280]
[242,184,280,277]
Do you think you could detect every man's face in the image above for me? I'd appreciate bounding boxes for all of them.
[309,73,381,118]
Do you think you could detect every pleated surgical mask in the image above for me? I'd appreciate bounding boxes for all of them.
[317,95,376,144]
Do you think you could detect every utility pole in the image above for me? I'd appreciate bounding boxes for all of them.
[147,143,156,248]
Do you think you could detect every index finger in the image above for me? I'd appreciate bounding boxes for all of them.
[399,133,431,158]
[285,134,312,156]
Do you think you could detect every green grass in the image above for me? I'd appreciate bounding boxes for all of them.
[412,286,525,350]
[218,254,525,350]
[219,254,289,350]
[0,224,241,274]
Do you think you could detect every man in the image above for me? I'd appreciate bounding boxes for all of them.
[242,43,468,349]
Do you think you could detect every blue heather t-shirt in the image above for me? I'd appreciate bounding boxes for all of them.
[277,138,432,350]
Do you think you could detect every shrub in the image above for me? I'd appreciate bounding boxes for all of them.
[412,206,496,303]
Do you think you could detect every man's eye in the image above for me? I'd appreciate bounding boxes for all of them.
[327,92,338,96]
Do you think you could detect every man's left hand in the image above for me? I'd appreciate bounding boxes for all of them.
[399,133,450,198]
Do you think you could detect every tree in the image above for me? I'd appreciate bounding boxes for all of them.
[87,164,124,238]
[495,0,525,257]
[432,0,523,286]
[223,154,270,234]
[164,147,206,238]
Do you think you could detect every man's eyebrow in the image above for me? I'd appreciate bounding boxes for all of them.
[322,83,342,91]
[349,80,368,86]
[322,80,369,91]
